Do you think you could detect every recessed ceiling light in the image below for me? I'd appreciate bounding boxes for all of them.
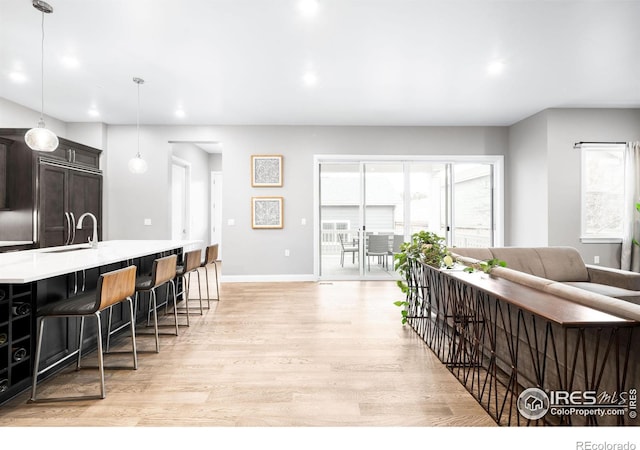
[60,55,80,69]
[8,71,27,83]
[88,107,100,117]
[302,71,318,87]
[175,108,186,118]
[298,0,319,18]
[487,60,505,76]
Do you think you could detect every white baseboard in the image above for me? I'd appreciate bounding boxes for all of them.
[220,274,317,283]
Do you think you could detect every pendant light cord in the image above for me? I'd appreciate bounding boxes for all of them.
[136,81,141,158]
[39,10,45,122]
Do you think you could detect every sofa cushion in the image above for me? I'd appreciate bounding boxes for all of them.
[487,247,547,278]
[533,247,590,282]
[564,282,640,306]
[586,265,640,290]
[449,247,493,262]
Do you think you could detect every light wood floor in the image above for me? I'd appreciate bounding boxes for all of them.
[0,279,496,427]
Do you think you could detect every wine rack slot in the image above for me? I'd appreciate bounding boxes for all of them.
[10,284,30,297]
[11,360,30,381]
[11,302,31,317]
[11,316,30,341]
[11,346,27,363]
[0,282,33,401]
[0,302,8,325]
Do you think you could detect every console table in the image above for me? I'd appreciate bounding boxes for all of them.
[403,259,639,426]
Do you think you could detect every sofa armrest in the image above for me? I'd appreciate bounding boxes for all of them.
[586,264,640,290]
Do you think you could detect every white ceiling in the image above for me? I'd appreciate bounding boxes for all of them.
[1,0,639,127]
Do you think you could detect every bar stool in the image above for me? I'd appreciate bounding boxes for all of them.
[30,265,138,402]
[199,244,220,307]
[175,248,203,325]
[134,254,179,353]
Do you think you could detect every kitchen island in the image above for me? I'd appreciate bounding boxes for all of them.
[0,239,201,404]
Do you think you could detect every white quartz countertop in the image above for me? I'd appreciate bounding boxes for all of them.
[0,241,33,247]
[0,240,202,283]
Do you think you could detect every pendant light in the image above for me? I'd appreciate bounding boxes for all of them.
[25,0,59,152]
[128,77,148,174]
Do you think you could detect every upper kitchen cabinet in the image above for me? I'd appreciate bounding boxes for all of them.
[0,129,102,249]
[47,139,100,170]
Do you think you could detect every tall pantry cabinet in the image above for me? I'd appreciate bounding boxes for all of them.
[0,129,102,249]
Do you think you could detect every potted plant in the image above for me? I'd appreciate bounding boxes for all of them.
[392,230,453,324]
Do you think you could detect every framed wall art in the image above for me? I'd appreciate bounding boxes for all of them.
[251,154,283,187]
[251,196,283,229]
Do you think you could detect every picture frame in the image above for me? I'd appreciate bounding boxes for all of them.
[251,154,283,187]
[251,196,284,229]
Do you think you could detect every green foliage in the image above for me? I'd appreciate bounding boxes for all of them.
[394,230,449,271]
[393,230,451,325]
[462,258,507,274]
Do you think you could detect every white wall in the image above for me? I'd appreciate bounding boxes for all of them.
[209,153,222,172]
[12,94,639,273]
[103,124,508,278]
[508,108,640,268]
[104,125,220,241]
[217,126,508,278]
[507,110,549,246]
[63,110,640,273]
[0,97,66,136]
[546,108,640,268]
[66,122,108,151]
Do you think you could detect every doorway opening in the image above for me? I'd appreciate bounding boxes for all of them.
[171,156,191,241]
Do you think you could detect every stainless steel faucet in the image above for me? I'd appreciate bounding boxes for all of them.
[77,212,99,248]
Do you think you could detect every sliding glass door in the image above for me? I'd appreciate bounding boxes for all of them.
[316,156,502,280]
[362,163,404,278]
[451,164,494,247]
[319,163,362,278]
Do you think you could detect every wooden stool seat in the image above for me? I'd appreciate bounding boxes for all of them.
[30,265,138,402]
[133,254,179,353]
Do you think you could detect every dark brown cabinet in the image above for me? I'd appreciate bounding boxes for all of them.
[38,162,102,247]
[0,129,102,249]
[44,140,100,170]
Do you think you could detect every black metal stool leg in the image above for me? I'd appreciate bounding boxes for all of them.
[30,317,46,402]
[151,289,160,353]
[77,316,86,370]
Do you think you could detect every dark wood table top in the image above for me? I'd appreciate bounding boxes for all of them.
[437,267,638,328]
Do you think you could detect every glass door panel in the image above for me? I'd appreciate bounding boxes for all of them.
[408,163,448,237]
[452,164,494,247]
[319,163,362,278]
[363,163,404,279]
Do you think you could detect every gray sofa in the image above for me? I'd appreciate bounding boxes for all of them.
[450,246,640,321]
[448,246,640,425]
